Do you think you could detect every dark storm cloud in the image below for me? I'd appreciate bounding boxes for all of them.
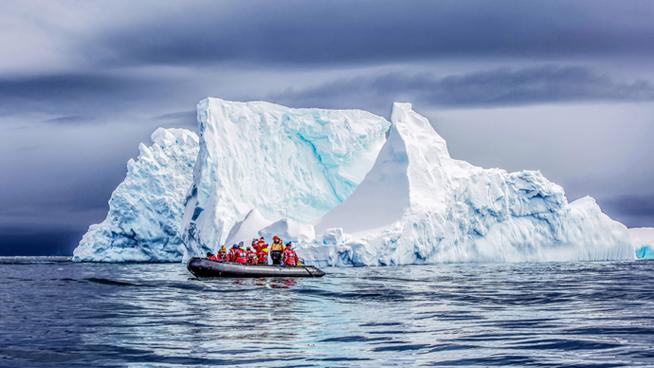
[0,73,160,116]
[605,195,654,218]
[272,65,654,111]
[0,160,123,255]
[0,162,121,219]
[1,0,653,256]
[95,0,654,67]
[43,115,96,125]
[0,229,80,256]
[0,74,135,99]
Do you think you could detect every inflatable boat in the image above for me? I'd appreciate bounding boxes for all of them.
[187,257,326,278]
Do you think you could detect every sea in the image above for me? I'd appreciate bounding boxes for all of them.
[0,258,652,367]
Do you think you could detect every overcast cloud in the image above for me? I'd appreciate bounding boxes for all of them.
[0,0,653,255]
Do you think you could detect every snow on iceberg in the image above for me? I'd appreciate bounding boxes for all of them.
[300,103,633,266]
[73,128,198,262]
[630,228,654,260]
[181,98,390,258]
[258,218,316,244]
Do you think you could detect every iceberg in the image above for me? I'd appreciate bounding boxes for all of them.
[258,218,317,244]
[181,98,390,258]
[72,128,198,262]
[300,103,633,265]
[74,98,638,265]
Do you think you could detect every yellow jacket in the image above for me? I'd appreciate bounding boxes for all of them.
[270,241,285,251]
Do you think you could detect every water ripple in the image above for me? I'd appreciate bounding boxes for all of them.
[0,260,652,367]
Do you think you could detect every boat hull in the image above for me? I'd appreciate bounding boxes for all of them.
[186,257,326,278]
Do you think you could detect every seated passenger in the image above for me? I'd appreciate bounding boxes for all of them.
[282,242,299,267]
[257,240,269,265]
[246,246,258,265]
[235,244,248,264]
[251,238,260,253]
[206,252,218,261]
[217,245,228,262]
[227,244,239,262]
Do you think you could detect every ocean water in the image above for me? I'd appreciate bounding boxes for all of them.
[0,259,652,367]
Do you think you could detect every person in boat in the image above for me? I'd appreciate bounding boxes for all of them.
[257,239,269,265]
[251,238,260,253]
[270,234,285,265]
[246,246,258,265]
[282,242,299,267]
[235,243,249,264]
[217,245,228,262]
[206,252,217,261]
[227,244,239,262]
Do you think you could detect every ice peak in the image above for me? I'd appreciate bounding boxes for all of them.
[73,127,199,262]
[390,102,475,212]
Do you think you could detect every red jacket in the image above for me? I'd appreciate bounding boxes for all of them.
[257,247,269,264]
[207,255,217,261]
[282,248,298,266]
[227,248,239,262]
[234,249,248,264]
[246,250,258,265]
[217,251,227,262]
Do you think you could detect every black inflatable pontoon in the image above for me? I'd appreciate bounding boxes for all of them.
[187,257,326,278]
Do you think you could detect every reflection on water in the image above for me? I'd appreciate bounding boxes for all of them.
[0,260,653,367]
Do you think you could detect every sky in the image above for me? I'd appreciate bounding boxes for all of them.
[1,0,653,255]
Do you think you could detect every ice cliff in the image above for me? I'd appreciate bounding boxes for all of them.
[300,103,633,265]
[181,98,390,258]
[74,99,638,264]
[73,128,198,262]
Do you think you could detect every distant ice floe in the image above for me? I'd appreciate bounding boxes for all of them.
[630,228,654,260]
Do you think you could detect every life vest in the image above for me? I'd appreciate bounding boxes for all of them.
[283,249,298,266]
[271,241,284,252]
[257,247,269,264]
[227,248,239,262]
[217,251,227,262]
[235,249,248,264]
[207,255,217,261]
[246,250,258,265]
